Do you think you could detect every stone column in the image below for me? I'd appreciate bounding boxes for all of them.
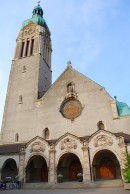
[82,143,91,184]
[49,146,56,184]
[18,147,25,181]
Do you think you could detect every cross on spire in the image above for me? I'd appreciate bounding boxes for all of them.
[38,1,41,6]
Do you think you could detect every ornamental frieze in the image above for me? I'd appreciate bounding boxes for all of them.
[30,141,45,153]
[93,135,113,147]
[60,138,77,150]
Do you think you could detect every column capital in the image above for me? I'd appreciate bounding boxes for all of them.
[82,146,89,152]
[49,149,56,154]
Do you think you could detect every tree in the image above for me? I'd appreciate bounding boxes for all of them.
[123,152,130,183]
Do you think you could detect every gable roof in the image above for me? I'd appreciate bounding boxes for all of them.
[38,65,114,101]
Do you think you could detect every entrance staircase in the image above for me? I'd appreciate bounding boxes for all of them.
[94,179,123,188]
[23,179,123,189]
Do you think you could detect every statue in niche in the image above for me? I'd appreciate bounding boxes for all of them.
[67,83,74,93]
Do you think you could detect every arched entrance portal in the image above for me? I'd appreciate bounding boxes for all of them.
[57,153,82,181]
[92,150,121,181]
[1,159,18,180]
[26,155,48,183]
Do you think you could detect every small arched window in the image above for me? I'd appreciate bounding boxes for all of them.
[43,128,49,139]
[19,95,23,103]
[97,121,105,130]
[22,66,26,73]
[15,133,19,142]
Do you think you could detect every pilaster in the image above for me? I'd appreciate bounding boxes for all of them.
[49,147,56,183]
[18,147,25,181]
[82,144,91,183]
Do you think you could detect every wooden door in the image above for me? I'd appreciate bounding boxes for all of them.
[69,160,82,181]
[99,157,116,179]
[41,163,48,181]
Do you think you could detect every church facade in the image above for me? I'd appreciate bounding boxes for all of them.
[0,4,130,185]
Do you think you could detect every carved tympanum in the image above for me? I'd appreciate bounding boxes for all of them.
[30,141,45,152]
[60,138,77,150]
[94,135,113,147]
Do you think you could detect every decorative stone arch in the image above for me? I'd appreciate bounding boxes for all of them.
[56,151,83,182]
[91,147,121,164]
[25,153,49,168]
[1,158,18,181]
[56,150,83,167]
[25,153,49,183]
[92,148,122,181]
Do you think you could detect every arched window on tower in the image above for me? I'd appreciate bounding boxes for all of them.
[97,121,105,130]
[30,39,34,55]
[25,40,30,57]
[43,128,49,139]
[15,133,19,142]
[22,66,26,73]
[20,41,25,58]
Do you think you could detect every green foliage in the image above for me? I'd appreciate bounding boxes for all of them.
[123,153,130,183]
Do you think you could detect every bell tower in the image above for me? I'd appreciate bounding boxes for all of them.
[1,3,52,143]
[16,3,52,98]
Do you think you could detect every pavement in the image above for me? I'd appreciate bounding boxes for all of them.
[2,188,130,194]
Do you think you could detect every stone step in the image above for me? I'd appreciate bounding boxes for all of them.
[94,179,123,188]
[23,179,123,190]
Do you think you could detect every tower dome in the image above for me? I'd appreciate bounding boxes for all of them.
[32,4,44,17]
[22,3,50,34]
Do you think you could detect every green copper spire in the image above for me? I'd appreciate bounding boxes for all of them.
[22,2,50,34]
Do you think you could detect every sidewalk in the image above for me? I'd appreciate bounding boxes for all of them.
[3,188,130,194]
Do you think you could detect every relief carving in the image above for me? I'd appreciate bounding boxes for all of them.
[94,135,113,147]
[118,137,124,147]
[60,99,82,121]
[60,138,77,150]
[30,141,45,153]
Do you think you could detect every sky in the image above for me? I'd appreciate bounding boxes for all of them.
[0,0,130,129]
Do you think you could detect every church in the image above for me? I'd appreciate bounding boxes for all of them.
[0,3,130,187]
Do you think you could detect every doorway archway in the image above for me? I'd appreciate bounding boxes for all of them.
[1,159,18,181]
[92,149,121,180]
[57,153,82,181]
[26,155,48,183]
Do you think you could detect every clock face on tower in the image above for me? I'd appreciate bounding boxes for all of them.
[24,26,36,36]
[22,24,38,38]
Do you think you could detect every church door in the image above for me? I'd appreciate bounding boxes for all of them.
[69,160,82,181]
[99,157,116,179]
[41,163,48,181]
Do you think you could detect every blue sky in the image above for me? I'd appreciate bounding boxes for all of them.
[0,0,130,129]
